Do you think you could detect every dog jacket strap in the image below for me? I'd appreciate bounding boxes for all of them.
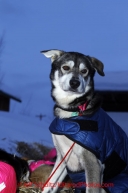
[49,118,98,135]
[49,118,80,135]
[66,119,98,131]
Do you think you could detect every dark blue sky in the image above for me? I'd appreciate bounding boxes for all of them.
[0,0,128,76]
[0,0,128,116]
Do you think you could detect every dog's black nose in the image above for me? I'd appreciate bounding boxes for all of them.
[70,78,80,89]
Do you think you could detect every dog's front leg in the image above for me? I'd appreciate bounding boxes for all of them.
[42,152,67,193]
[82,150,104,193]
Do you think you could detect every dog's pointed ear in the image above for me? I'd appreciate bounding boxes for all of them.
[90,57,105,76]
[40,49,64,62]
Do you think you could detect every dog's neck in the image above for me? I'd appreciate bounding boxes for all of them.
[54,101,89,117]
[54,93,102,118]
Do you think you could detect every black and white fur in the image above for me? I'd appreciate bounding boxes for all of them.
[41,50,106,193]
[0,149,30,183]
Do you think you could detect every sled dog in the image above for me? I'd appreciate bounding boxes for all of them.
[41,50,128,193]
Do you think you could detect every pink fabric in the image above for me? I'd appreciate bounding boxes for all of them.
[29,148,57,172]
[0,161,17,193]
[43,148,57,161]
[78,102,88,112]
[29,160,55,172]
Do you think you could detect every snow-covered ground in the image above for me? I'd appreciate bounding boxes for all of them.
[0,111,53,153]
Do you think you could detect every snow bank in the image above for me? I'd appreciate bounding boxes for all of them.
[0,111,53,153]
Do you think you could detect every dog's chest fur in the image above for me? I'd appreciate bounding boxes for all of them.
[52,134,84,171]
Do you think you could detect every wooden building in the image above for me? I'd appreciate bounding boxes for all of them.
[0,83,21,112]
[95,71,128,112]
[97,90,128,112]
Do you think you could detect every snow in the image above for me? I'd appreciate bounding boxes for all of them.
[0,111,53,153]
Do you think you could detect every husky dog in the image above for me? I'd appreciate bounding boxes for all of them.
[41,50,128,193]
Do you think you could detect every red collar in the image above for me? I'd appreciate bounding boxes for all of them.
[78,102,88,116]
[55,101,89,115]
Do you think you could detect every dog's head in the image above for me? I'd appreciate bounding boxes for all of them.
[41,50,104,115]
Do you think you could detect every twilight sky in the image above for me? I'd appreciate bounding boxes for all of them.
[0,0,128,116]
[0,0,128,74]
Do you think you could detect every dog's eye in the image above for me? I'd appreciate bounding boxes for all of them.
[81,69,88,74]
[62,66,70,71]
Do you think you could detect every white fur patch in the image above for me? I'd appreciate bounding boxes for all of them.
[85,76,91,93]
[55,108,72,118]
[61,61,74,74]
[52,71,91,110]
[53,135,83,171]
[42,50,61,58]
[59,73,73,91]
[98,160,105,184]
[77,75,86,93]
[52,71,85,108]
[63,60,74,67]
[79,63,86,70]
[42,50,63,62]
[79,63,88,76]
[22,171,30,182]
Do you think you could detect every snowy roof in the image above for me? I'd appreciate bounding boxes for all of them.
[95,71,128,91]
[0,82,21,102]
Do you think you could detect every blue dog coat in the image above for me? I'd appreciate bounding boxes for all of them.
[49,108,128,193]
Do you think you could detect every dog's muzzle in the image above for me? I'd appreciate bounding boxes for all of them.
[70,78,80,90]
